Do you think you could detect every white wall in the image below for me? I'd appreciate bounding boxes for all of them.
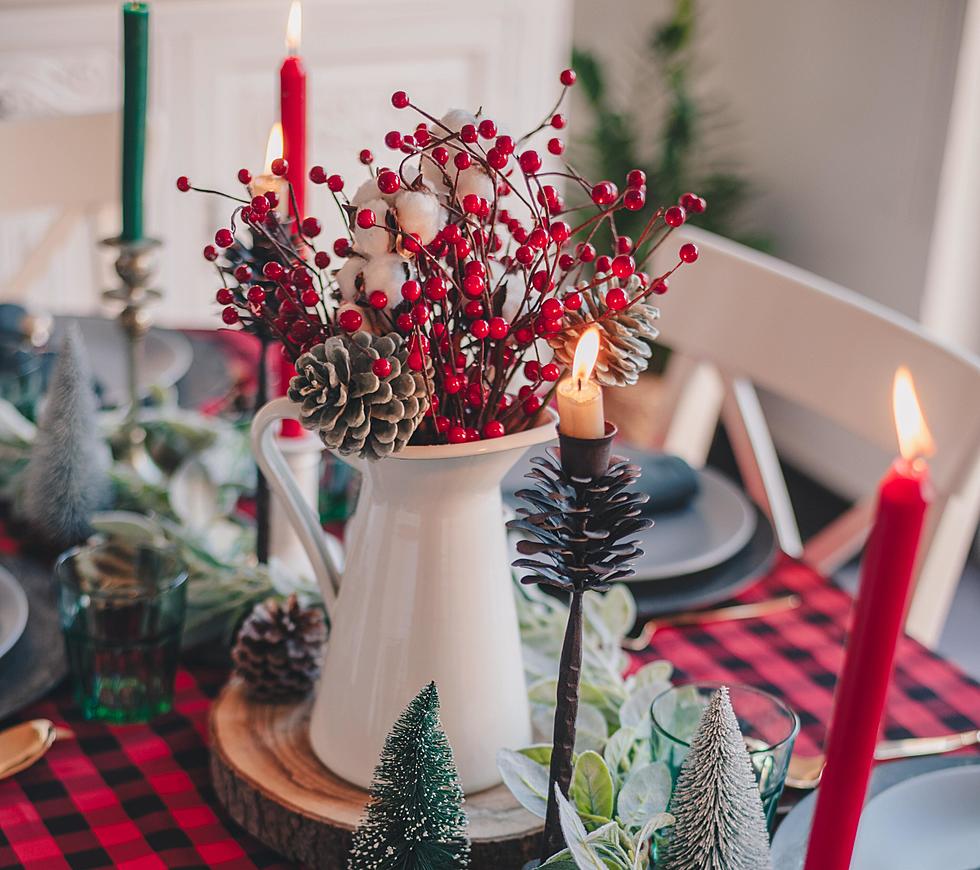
[573,0,968,496]
[573,0,965,317]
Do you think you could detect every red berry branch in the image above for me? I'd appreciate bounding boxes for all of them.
[178,68,704,447]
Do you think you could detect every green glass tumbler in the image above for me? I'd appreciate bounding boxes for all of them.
[57,542,187,723]
[650,682,799,833]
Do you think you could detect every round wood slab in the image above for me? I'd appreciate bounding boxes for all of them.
[210,679,543,868]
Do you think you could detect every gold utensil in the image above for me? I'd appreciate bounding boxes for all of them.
[785,729,980,790]
[622,594,802,651]
[0,719,74,780]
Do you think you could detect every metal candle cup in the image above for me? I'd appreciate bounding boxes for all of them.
[558,421,618,479]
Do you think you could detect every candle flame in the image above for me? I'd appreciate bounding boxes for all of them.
[893,366,934,462]
[285,0,302,54]
[572,327,601,385]
[264,123,284,174]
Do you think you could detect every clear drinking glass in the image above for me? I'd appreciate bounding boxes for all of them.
[650,682,800,832]
[57,541,187,723]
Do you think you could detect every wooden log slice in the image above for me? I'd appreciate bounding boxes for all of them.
[210,679,543,868]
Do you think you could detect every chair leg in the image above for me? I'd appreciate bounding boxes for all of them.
[662,359,724,467]
[803,498,875,577]
[905,454,980,647]
[722,377,803,559]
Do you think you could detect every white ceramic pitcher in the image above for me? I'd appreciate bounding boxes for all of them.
[252,398,558,793]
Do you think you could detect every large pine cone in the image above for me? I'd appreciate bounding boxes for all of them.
[231,594,327,702]
[288,331,431,459]
[548,276,660,387]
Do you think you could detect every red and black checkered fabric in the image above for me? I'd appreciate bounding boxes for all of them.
[633,558,980,757]
[1,558,978,868]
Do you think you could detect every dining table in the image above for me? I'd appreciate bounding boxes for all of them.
[1,549,978,869]
[1,330,979,869]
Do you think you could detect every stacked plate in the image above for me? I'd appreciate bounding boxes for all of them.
[504,446,777,616]
[0,567,28,662]
[773,757,980,869]
[0,559,67,722]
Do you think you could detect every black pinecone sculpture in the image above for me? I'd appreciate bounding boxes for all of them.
[289,331,431,460]
[507,447,653,594]
[231,594,327,701]
[507,446,653,858]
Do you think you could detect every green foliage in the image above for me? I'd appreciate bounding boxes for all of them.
[506,583,679,868]
[538,786,673,870]
[571,0,770,252]
[0,393,275,647]
[350,682,470,870]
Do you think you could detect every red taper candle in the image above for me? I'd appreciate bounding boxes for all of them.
[277,0,305,436]
[803,367,934,870]
[280,0,306,221]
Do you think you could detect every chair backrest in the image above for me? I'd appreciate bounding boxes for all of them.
[0,112,119,306]
[653,225,980,646]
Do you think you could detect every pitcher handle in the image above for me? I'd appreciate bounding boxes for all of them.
[252,397,341,613]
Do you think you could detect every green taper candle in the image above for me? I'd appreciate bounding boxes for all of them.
[121,2,149,242]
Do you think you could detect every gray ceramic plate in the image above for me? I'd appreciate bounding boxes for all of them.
[629,467,756,582]
[772,756,980,870]
[0,556,67,722]
[0,565,28,661]
[54,316,193,407]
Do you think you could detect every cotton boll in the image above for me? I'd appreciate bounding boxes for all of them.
[351,179,379,207]
[361,253,410,310]
[422,108,481,194]
[455,166,494,204]
[352,177,398,208]
[335,257,365,304]
[496,262,526,323]
[352,198,391,256]
[421,160,449,197]
[393,189,443,244]
[440,108,478,135]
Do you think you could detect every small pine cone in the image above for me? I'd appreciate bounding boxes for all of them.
[288,331,432,460]
[231,594,327,702]
[548,276,660,387]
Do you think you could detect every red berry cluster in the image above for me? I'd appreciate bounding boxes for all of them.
[179,68,704,447]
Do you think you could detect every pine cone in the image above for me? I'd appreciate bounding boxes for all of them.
[548,276,660,387]
[288,331,431,460]
[231,594,327,702]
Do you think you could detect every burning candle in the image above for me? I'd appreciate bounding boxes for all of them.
[250,123,287,214]
[280,0,306,220]
[803,366,934,870]
[251,123,302,437]
[557,327,605,439]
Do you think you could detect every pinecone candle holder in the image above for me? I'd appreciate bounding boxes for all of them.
[507,444,652,859]
[231,594,327,702]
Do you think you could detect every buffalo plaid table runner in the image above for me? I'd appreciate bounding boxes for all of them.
[2,557,979,869]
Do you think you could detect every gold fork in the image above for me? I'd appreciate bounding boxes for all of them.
[622,594,802,651]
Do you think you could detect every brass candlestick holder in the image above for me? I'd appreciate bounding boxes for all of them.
[101,236,161,459]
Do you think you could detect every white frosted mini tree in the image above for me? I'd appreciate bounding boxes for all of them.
[23,326,110,548]
[661,686,772,870]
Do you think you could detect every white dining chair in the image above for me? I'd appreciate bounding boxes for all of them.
[650,225,980,649]
[0,111,119,305]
